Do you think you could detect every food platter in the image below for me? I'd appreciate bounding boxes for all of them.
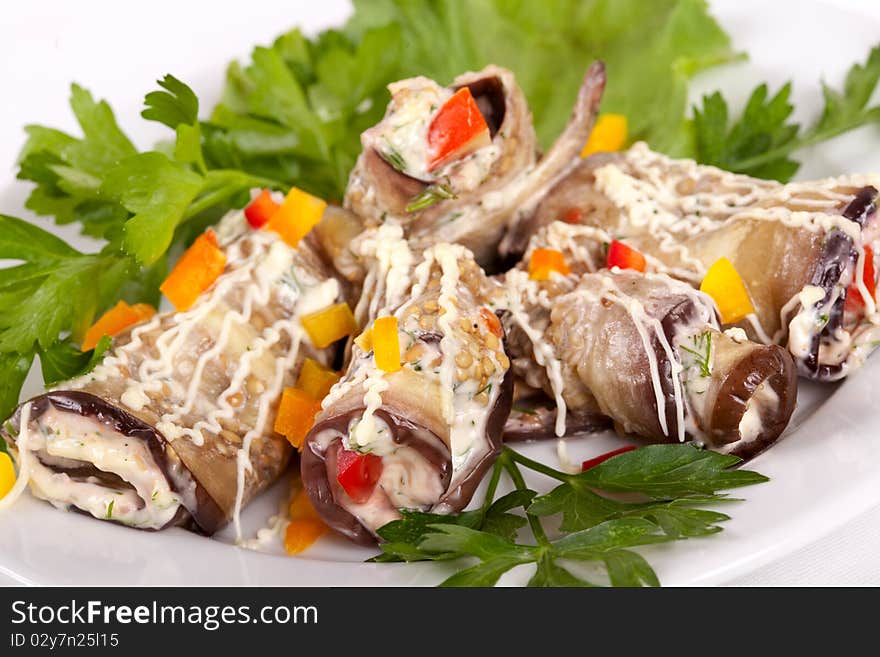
[1,0,880,586]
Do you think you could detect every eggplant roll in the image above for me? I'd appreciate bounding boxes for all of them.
[1,209,343,534]
[501,267,797,458]
[519,142,880,380]
[345,62,605,266]
[302,243,513,544]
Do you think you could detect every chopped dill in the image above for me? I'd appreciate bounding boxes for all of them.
[680,331,712,378]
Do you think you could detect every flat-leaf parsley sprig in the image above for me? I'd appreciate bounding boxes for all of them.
[371,444,768,587]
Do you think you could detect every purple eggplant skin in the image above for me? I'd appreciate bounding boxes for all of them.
[301,370,513,545]
[1,391,224,532]
[796,186,878,381]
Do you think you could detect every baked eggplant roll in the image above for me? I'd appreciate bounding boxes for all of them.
[345,62,605,266]
[302,243,513,544]
[518,143,880,380]
[501,265,797,459]
[1,210,343,535]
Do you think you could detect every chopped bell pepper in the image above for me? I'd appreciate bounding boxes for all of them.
[300,302,358,349]
[581,113,628,158]
[274,387,322,449]
[606,240,647,273]
[372,316,401,373]
[0,452,15,500]
[479,307,503,337]
[244,189,280,229]
[81,300,156,352]
[336,448,383,504]
[265,187,327,248]
[426,87,492,171]
[845,245,876,312]
[528,248,571,281]
[284,487,327,555]
[160,229,227,312]
[354,327,373,353]
[563,207,583,224]
[284,518,326,555]
[296,358,340,401]
[581,446,637,471]
[700,257,755,324]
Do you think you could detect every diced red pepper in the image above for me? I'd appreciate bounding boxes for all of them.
[426,87,491,172]
[336,449,383,504]
[581,446,637,472]
[845,245,876,312]
[563,207,583,224]
[606,240,646,273]
[244,189,280,229]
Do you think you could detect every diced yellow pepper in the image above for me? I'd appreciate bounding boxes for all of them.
[266,187,327,248]
[700,257,755,324]
[300,302,358,349]
[354,327,373,353]
[295,358,340,401]
[0,452,15,500]
[289,486,321,521]
[372,316,401,373]
[581,113,628,158]
[274,387,322,449]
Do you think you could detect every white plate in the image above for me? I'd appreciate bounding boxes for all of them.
[1,0,879,586]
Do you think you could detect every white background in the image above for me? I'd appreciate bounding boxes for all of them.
[1,0,880,586]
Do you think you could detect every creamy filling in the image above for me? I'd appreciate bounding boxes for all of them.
[738,381,780,443]
[16,407,182,529]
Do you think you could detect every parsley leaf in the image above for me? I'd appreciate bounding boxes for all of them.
[694,45,880,181]
[372,444,768,587]
[38,335,112,387]
[0,352,35,423]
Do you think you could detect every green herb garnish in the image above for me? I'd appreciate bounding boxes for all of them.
[680,331,713,378]
[406,183,457,213]
[380,141,408,172]
[371,444,767,586]
[693,46,880,181]
[106,500,115,520]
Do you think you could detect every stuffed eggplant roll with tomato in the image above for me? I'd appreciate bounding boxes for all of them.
[345,62,605,267]
[1,206,344,535]
[501,263,797,458]
[302,243,513,544]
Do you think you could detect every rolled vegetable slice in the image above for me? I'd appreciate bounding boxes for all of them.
[0,208,343,535]
[302,243,513,544]
[347,62,606,267]
[517,142,880,381]
[502,262,797,459]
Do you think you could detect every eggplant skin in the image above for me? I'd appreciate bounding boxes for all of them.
[301,369,514,545]
[708,345,798,461]
[3,391,226,534]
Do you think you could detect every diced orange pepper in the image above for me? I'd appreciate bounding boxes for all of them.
[479,307,503,338]
[285,482,328,556]
[81,300,156,351]
[528,248,571,281]
[372,316,401,372]
[0,452,15,500]
[265,187,327,248]
[289,486,321,521]
[700,257,755,324]
[295,358,340,401]
[244,189,280,229]
[274,387,322,449]
[581,113,628,158]
[160,229,227,312]
[284,518,326,555]
[300,303,358,349]
[563,207,583,224]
